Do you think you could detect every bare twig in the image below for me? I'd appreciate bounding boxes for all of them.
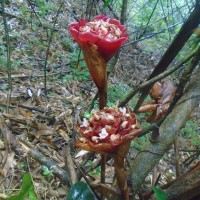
[138,0,159,39]
[120,0,128,24]
[63,144,78,185]
[18,139,70,185]
[43,0,64,98]
[101,0,119,19]
[1,0,12,112]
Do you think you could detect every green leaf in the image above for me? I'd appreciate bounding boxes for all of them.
[67,181,95,200]
[84,111,92,119]
[103,0,112,8]
[8,173,37,200]
[43,165,53,176]
[107,102,115,107]
[151,186,167,200]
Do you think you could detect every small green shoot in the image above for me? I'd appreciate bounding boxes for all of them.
[42,165,53,176]
[84,111,92,119]
[88,160,101,176]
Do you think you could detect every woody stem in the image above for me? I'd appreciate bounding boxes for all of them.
[99,89,107,110]
[98,87,107,185]
[113,155,129,200]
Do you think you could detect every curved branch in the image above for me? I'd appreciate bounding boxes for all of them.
[128,66,200,196]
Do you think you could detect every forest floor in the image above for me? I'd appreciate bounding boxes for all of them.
[0,1,200,200]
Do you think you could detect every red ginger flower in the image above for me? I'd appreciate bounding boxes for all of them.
[69,15,128,62]
[69,15,128,98]
[75,107,142,154]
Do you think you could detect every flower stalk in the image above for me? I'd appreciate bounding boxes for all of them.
[69,15,130,198]
[75,108,142,199]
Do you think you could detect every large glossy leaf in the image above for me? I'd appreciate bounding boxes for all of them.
[67,181,95,200]
[8,173,37,200]
[151,186,167,200]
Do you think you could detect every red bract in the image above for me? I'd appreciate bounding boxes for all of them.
[69,15,128,62]
[75,107,142,154]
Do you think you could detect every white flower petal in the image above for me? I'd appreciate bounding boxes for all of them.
[80,118,88,127]
[119,107,126,115]
[27,88,32,97]
[99,128,108,139]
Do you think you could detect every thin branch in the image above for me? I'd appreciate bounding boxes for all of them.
[43,0,64,98]
[138,0,159,39]
[101,0,119,19]
[18,139,70,186]
[118,45,198,107]
[1,0,12,112]
[123,21,182,47]
[165,45,200,117]
[120,0,128,24]
[63,144,78,185]
[134,3,200,111]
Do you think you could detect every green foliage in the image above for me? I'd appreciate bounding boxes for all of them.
[151,186,167,200]
[42,165,53,176]
[61,38,74,52]
[108,83,130,103]
[0,41,22,70]
[181,120,200,147]
[84,111,92,119]
[131,134,148,150]
[62,52,90,82]
[88,160,101,176]
[8,173,37,200]
[34,0,58,17]
[67,181,95,200]
[103,0,112,8]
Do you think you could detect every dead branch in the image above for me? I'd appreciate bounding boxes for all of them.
[63,144,78,185]
[0,114,70,185]
[174,136,181,178]
[18,139,70,186]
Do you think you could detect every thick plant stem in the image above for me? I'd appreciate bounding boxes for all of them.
[99,86,107,185]
[99,89,107,110]
[100,154,106,184]
[113,155,129,200]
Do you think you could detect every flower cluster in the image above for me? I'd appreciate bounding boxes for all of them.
[79,18,123,40]
[75,107,141,154]
[69,15,128,62]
